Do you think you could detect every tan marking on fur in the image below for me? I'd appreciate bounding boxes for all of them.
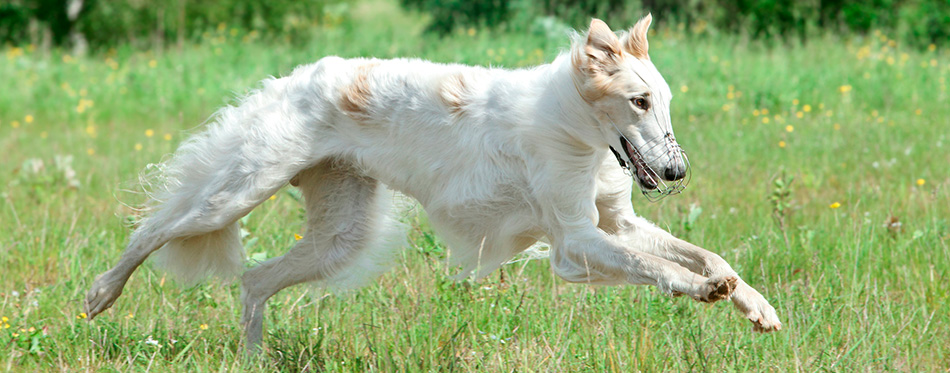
[440,73,470,116]
[339,63,378,120]
[625,14,652,60]
[570,19,626,102]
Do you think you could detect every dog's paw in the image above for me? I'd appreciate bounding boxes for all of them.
[745,303,782,333]
[83,272,124,320]
[731,285,782,333]
[694,276,738,303]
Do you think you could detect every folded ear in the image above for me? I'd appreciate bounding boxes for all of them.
[585,18,622,68]
[624,13,652,59]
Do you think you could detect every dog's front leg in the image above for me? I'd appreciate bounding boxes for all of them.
[549,227,737,303]
[608,214,783,332]
[665,236,783,333]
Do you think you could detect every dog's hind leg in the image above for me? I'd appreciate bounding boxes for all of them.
[83,166,293,320]
[85,116,318,319]
[240,159,396,353]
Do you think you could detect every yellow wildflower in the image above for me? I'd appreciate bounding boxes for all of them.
[199,324,208,330]
[803,104,812,113]
[134,143,143,151]
[785,125,794,133]
[148,59,157,68]
[145,129,154,137]
[24,115,33,123]
[294,233,303,240]
[163,133,172,141]
[778,141,786,148]
[680,85,688,93]
[829,202,841,209]
[839,85,852,93]
[916,179,925,186]
[78,312,88,319]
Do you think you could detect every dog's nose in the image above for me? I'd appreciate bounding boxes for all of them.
[664,166,686,181]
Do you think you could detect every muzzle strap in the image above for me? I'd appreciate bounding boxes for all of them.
[608,146,630,174]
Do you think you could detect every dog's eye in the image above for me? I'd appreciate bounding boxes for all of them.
[632,97,649,110]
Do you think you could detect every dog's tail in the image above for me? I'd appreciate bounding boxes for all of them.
[150,222,245,285]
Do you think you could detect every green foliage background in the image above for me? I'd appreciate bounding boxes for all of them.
[3,0,950,49]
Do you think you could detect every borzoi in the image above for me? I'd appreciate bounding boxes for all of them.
[84,15,782,351]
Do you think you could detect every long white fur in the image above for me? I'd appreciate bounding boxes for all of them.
[85,16,782,352]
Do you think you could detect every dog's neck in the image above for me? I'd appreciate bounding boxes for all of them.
[525,54,608,169]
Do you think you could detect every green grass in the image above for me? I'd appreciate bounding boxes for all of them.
[2,3,949,371]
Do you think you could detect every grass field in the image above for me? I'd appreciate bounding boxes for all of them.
[2,3,949,371]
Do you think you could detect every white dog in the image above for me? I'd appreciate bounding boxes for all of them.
[85,15,782,351]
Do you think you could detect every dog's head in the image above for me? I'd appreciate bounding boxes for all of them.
[571,15,688,198]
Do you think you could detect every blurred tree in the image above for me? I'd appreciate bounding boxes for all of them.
[899,0,950,47]
[0,3,30,44]
[0,0,335,50]
[400,0,510,35]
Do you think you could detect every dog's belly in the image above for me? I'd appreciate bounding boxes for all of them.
[423,197,544,275]
[377,163,543,268]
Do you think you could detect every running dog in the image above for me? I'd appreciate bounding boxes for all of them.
[85,15,782,351]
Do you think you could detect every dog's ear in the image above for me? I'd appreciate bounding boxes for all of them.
[624,13,652,59]
[585,18,622,68]
[571,19,625,101]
